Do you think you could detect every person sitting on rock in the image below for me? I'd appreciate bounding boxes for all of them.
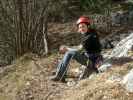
[50,16,103,82]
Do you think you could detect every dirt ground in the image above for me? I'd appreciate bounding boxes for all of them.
[0,51,133,100]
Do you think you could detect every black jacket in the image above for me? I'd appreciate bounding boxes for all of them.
[81,29,102,54]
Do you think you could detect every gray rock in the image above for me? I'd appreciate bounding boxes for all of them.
[111,10,133,26]
[98,63,112,72]
[122,69,133,92]
[99,33,133,72]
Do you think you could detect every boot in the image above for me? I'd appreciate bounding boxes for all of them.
[78,65,94,80]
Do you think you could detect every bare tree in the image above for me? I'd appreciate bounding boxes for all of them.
[0,0,51,65]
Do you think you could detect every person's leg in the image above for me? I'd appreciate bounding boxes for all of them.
[51,50,78,81]
[52,50,88,81]
[72,51,88,65]
[73,52,97,80]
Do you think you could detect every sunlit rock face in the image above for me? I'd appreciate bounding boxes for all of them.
[98,33,133,72]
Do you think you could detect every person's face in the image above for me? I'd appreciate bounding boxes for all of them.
[78,23,88,34]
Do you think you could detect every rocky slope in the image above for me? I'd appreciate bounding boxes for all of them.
[0,49,132,100]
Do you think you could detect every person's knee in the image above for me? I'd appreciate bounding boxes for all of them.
[66,50,77,56]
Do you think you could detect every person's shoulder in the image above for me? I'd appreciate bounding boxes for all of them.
[89,28,96,32]
[89,29,98,36]
[89,28,97,33]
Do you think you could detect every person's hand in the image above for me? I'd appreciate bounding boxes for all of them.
[59,45,68,54]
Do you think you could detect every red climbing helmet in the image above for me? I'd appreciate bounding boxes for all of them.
[76,16,91,25]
